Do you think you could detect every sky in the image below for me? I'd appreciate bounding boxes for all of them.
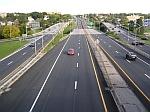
[0,0,150,14]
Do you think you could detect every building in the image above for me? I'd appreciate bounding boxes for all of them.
[0,12,7,18]
[43,15,49,20]
[127,14,144,23]
[143,19,150,27]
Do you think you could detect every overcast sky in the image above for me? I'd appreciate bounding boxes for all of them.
[0,0,150,14]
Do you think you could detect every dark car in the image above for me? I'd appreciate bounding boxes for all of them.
[139,41,145,45]
[141,37,148,40]
[126,52,137,60]
[29,42,35,47]
[132,41,139,45]
[68,48,74,55]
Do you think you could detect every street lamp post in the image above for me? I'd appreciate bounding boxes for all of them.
[134,24,143,49]
[123,25,130,44]
[42,29,44,53]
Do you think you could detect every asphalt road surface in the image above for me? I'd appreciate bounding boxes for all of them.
[86,25,150,110]
[103,22,150,54]
[0,21,118,112]
[0,23,62,82]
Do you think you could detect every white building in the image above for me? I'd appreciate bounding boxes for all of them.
[144,19,150,27]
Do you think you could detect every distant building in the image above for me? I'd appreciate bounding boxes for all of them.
[144,19,150,27]
[0,12,7,18]
[127,14,144,23]
[28,16,34,23]
[43,15,49,20]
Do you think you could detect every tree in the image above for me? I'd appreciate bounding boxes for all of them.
[2,25,20,38]
[0,26,4,39]
[136,18,144,35]
[129,21,135,32]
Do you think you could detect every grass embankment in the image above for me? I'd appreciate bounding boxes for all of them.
[106,31,121,40]
[44,22,77,52]
[0,40,29,59]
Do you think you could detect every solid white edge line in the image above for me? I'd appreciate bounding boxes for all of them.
[29,34,71,112]
[75,81,77,89]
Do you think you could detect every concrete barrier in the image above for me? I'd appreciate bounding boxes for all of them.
[85,29,147,112]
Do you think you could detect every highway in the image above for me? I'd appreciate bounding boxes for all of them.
[103,22,150,54]
[0,20,118,111]
[83,21,150,110]
[0,23,62,82]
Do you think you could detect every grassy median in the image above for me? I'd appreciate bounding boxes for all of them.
[0,40,29,59]
[44,22,77,52]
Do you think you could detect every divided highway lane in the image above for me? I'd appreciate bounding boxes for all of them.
[0,24,118,112]
[87,29,150,110]
[104,22,150,54]
[0,23,62,82]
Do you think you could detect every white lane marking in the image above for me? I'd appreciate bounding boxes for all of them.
[79,43,80,44]
[144,74,150,79]
[110,38,150,66]
[78,53,79,56]
[29,34,71,112]
[137,57,150,66]
[7,61,13,65]
[116,51,119,53]
[22,52,26,55]
[75,81,77,89]
[126,59,131,63]
[100,39,102,40]
[79,40,80,41]
[78,47,80,49]
[109,46,111,47]
[77,63,79,67]
[104,42,106,43]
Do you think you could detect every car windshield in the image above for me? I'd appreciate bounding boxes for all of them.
[130,52,135,55]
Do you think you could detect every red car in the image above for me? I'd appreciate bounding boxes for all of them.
[68,48,74,55]
[139,41,145,45]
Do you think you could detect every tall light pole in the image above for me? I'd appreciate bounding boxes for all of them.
[42,28,44,53]
[26,24,28,40]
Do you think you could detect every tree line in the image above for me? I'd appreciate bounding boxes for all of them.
[0,12,72,39]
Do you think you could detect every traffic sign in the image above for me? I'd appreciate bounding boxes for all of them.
[90,22,93,26]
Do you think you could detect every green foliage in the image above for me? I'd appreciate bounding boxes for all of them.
[100,22,107,32]
[129,21,135,32]
[19,24,26,35]
[2,26,20,38]
[0,26,4,38]
[106,31,121,40]
[136,18,144,35]
[0,40,29,59]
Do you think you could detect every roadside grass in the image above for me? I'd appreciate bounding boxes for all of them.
[0,40,29,59]
[44,22,77,52]
[144,27,150,32]
[106,31,121,40]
